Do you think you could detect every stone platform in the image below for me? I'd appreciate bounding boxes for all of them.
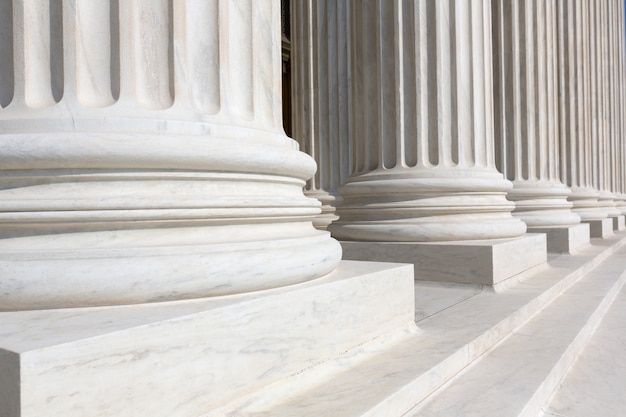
[340,234,547,285]
[0,261,414,417]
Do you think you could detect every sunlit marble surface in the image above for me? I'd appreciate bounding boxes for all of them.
[0,261,414,417]
[341,234,547,285]
[213,233,626,417]
[542,282,626,417]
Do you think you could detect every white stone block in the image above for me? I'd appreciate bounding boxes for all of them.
[0,261,414,417]
[527,223,591,254]
[340,234,547,286]
[612,215,625,231]
[584,218,615,238]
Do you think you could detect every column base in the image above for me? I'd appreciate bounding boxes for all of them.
[612,215,625,231]
[527,224,590,254]
[0,261,414,417]
[340,234,547,286]
[583,218,615,238]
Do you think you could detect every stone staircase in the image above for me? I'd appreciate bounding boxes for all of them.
[208,231,626,417]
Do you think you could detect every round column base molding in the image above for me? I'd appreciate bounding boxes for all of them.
[0,224,342,310]
[329,214,526,242]
[0,130,342,309]
[568,187,610,220]
[507,181,580,227]
[305,189,342,230]
[597,192,623,217]
[329,170,527,242]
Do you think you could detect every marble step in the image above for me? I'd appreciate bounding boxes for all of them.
[407,244,626,417]
[541,282,626,417]
[206,232,626,417]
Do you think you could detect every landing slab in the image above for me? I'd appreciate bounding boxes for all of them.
[340,234,547,285]
[0,261,414,417]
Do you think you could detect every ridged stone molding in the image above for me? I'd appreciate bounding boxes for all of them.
[492,0,581,228]
[290,0,351,229]
[329,0,527,242]
[0,0,341,310]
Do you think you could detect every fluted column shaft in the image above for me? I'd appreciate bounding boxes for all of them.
[290,0,351,229]
[592,0,621,215]
[492,0,580,227]
[330,0,526,242]
[616,0,626,212]
[0,0,341,309]
[557,0,608,220]
[606,0,626,213]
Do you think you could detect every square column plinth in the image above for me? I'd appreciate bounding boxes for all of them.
[0,261,414,417]
[612,215,625,231]
[583,219,615,238]
[340,234,547,286]
[527,223,591,254]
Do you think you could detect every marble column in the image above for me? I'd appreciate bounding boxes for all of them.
[492,0,587,252]
[331,0,545,286]
[594,0,621,217]
[608,0,626,225]
[557,0,613,237]
[616,0,626,214]
[290,0,351,229]
[0,0,341,309]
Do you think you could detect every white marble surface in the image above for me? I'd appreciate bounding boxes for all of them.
[528,223,591,254]
[543,282,626,417]
[492,0,581,228]
[612,215,626,231]
[0,261,414,417]
[341,234,547,285]
[213,233,626,417]
[328,0,527,243]
[290,0,351,230]
[0,0,342,308]
[584,218,615,238]
[406,243,626,417]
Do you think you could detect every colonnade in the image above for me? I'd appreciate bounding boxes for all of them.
[2,0,626,310]
[291,0,626,248]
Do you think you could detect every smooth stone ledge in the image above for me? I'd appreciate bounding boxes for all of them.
[340,234,547,285]
[528,223,591,254]
[612,215,625,231]
[584,218,614,238]
[0,260,414,417]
